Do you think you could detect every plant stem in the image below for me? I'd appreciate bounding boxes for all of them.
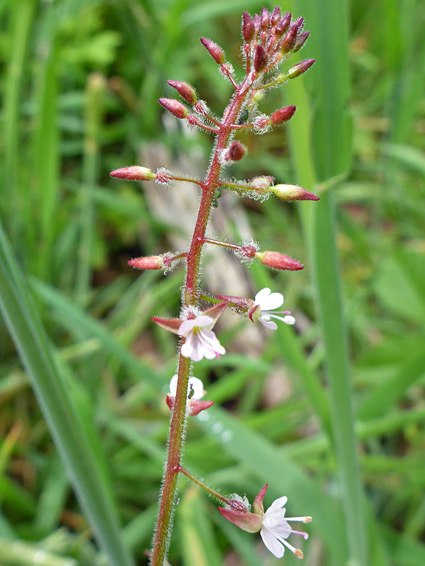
[178,466,230,505]
[150,70,256,566]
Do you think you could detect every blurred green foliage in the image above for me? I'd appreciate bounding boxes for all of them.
[1,0,425,565]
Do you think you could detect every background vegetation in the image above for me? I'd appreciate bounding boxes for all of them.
[1,0,425,565]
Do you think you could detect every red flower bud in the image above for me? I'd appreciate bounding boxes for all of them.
[254,45,268,72]
[110,166,156,181]
[128,256,163,270]
[271,6,281,26]
[270,183,319,201]
[270,106,296,125]
[294,31,310,52]
[261,7,270,30]
[242,12,255,42]
[255,251,304,271]
[227,140,247,162]
[287,59,315,79]
[253,13,261,35]
[158,98,189,119]
[200,37,225,64]
[167,80,197,104]
[281,22,299,52]
[275,12,291,36]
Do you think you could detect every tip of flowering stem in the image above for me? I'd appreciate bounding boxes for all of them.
[200,37,225,64]
[256,251,304,271]
[270,184,319,201]
[128,256,163,270]
[287,59,316,79]
[295,549,304,559]
[270,106,296,125]
[110,166,156,181]
[158,97,189,119]
[167,80,197,104]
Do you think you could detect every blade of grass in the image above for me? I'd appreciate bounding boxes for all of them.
[0,223,134,566]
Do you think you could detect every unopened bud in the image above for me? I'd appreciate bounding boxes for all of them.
[270,106,296,125]
[270,183,319,201]
[261,7,270,30]
[167,80,197,104]
[225,141,247,162]
[281,22,299,52]
[294,31,310,52]
[110,166,156,181]
[275,12,291,36]
[253,13,261,35]
[287,59,316,79]
[158,98,189,119]
[242,12,255,42]
[254,45,268,72]
[200,37,225,64]
[271,6,281,26]
[128,255,163,270]
[255,251,304,271]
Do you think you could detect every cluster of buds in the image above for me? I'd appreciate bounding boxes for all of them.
[111,7,316,564]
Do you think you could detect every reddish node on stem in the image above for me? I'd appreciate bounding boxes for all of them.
[167,80,197,104]
[254,45,268,72]
[110,166,156,181]
[242,12,255,42]
[256,251,304,271]
[287,59,316,79]
[158,98,189,119]
[270,106,296,125]
[200,37,225,64]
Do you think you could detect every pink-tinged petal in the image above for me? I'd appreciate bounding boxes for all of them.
[257,292,284,311]
[253,484,268,515]
[269,314,295,325]
[201,329,225,355]
[258,317,278,330]
[152,317,183,335]
[178,315,213,336]
[260,527,285,558]
[182,332,203,361]
[218,507,263,533]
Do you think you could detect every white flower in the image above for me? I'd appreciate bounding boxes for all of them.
[178,315,225,362]
[169,375,205,400]
[260,496,310,559]
[254,287,295,330]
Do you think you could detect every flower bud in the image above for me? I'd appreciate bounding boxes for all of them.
[294,30,310,52]
[275,12,291,36]
[281,22,299,52]
[271,6,281,26]
[270,183,319,201]
[200,37,225,64]
[225,140,247,162]
[218,506,263,534]
[253,13,261,35]
[255,251,304,271]
[128,255,163,270]
[242,12,255,42]
[261,7,270,30]
[167,80,197,104]
[287,59,316,79]
[254,45,268,72]
[270,106,296,125]
[110,166,156,181]
[158,98,189,119]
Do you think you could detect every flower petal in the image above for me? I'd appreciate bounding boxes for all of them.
[254,287,272,305]
[169,375,178,396]
[259,293,284,311]
[270,314,295,326]
[189,376,205,399]
[260,527,285,558]
[258,317,278,330]
[178,315,213,336]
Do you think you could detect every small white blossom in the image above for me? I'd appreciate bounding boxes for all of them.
[169,375,205,400]
[254,287,295,330]
[260,496,310,559]
[178,315,225,362]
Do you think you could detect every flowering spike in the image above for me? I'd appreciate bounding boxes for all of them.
[270,183,319,201]
[256,251,303,271]
[110,166,156,181]
[270,106,296,125]
[275,12,291,36]
[158,98,189,119]
[167,80,197,104]
[254,45,268,72]
[242,12,255,42]
[200,37,225,64]
[287,59,316,79]
[294,31,310,52]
